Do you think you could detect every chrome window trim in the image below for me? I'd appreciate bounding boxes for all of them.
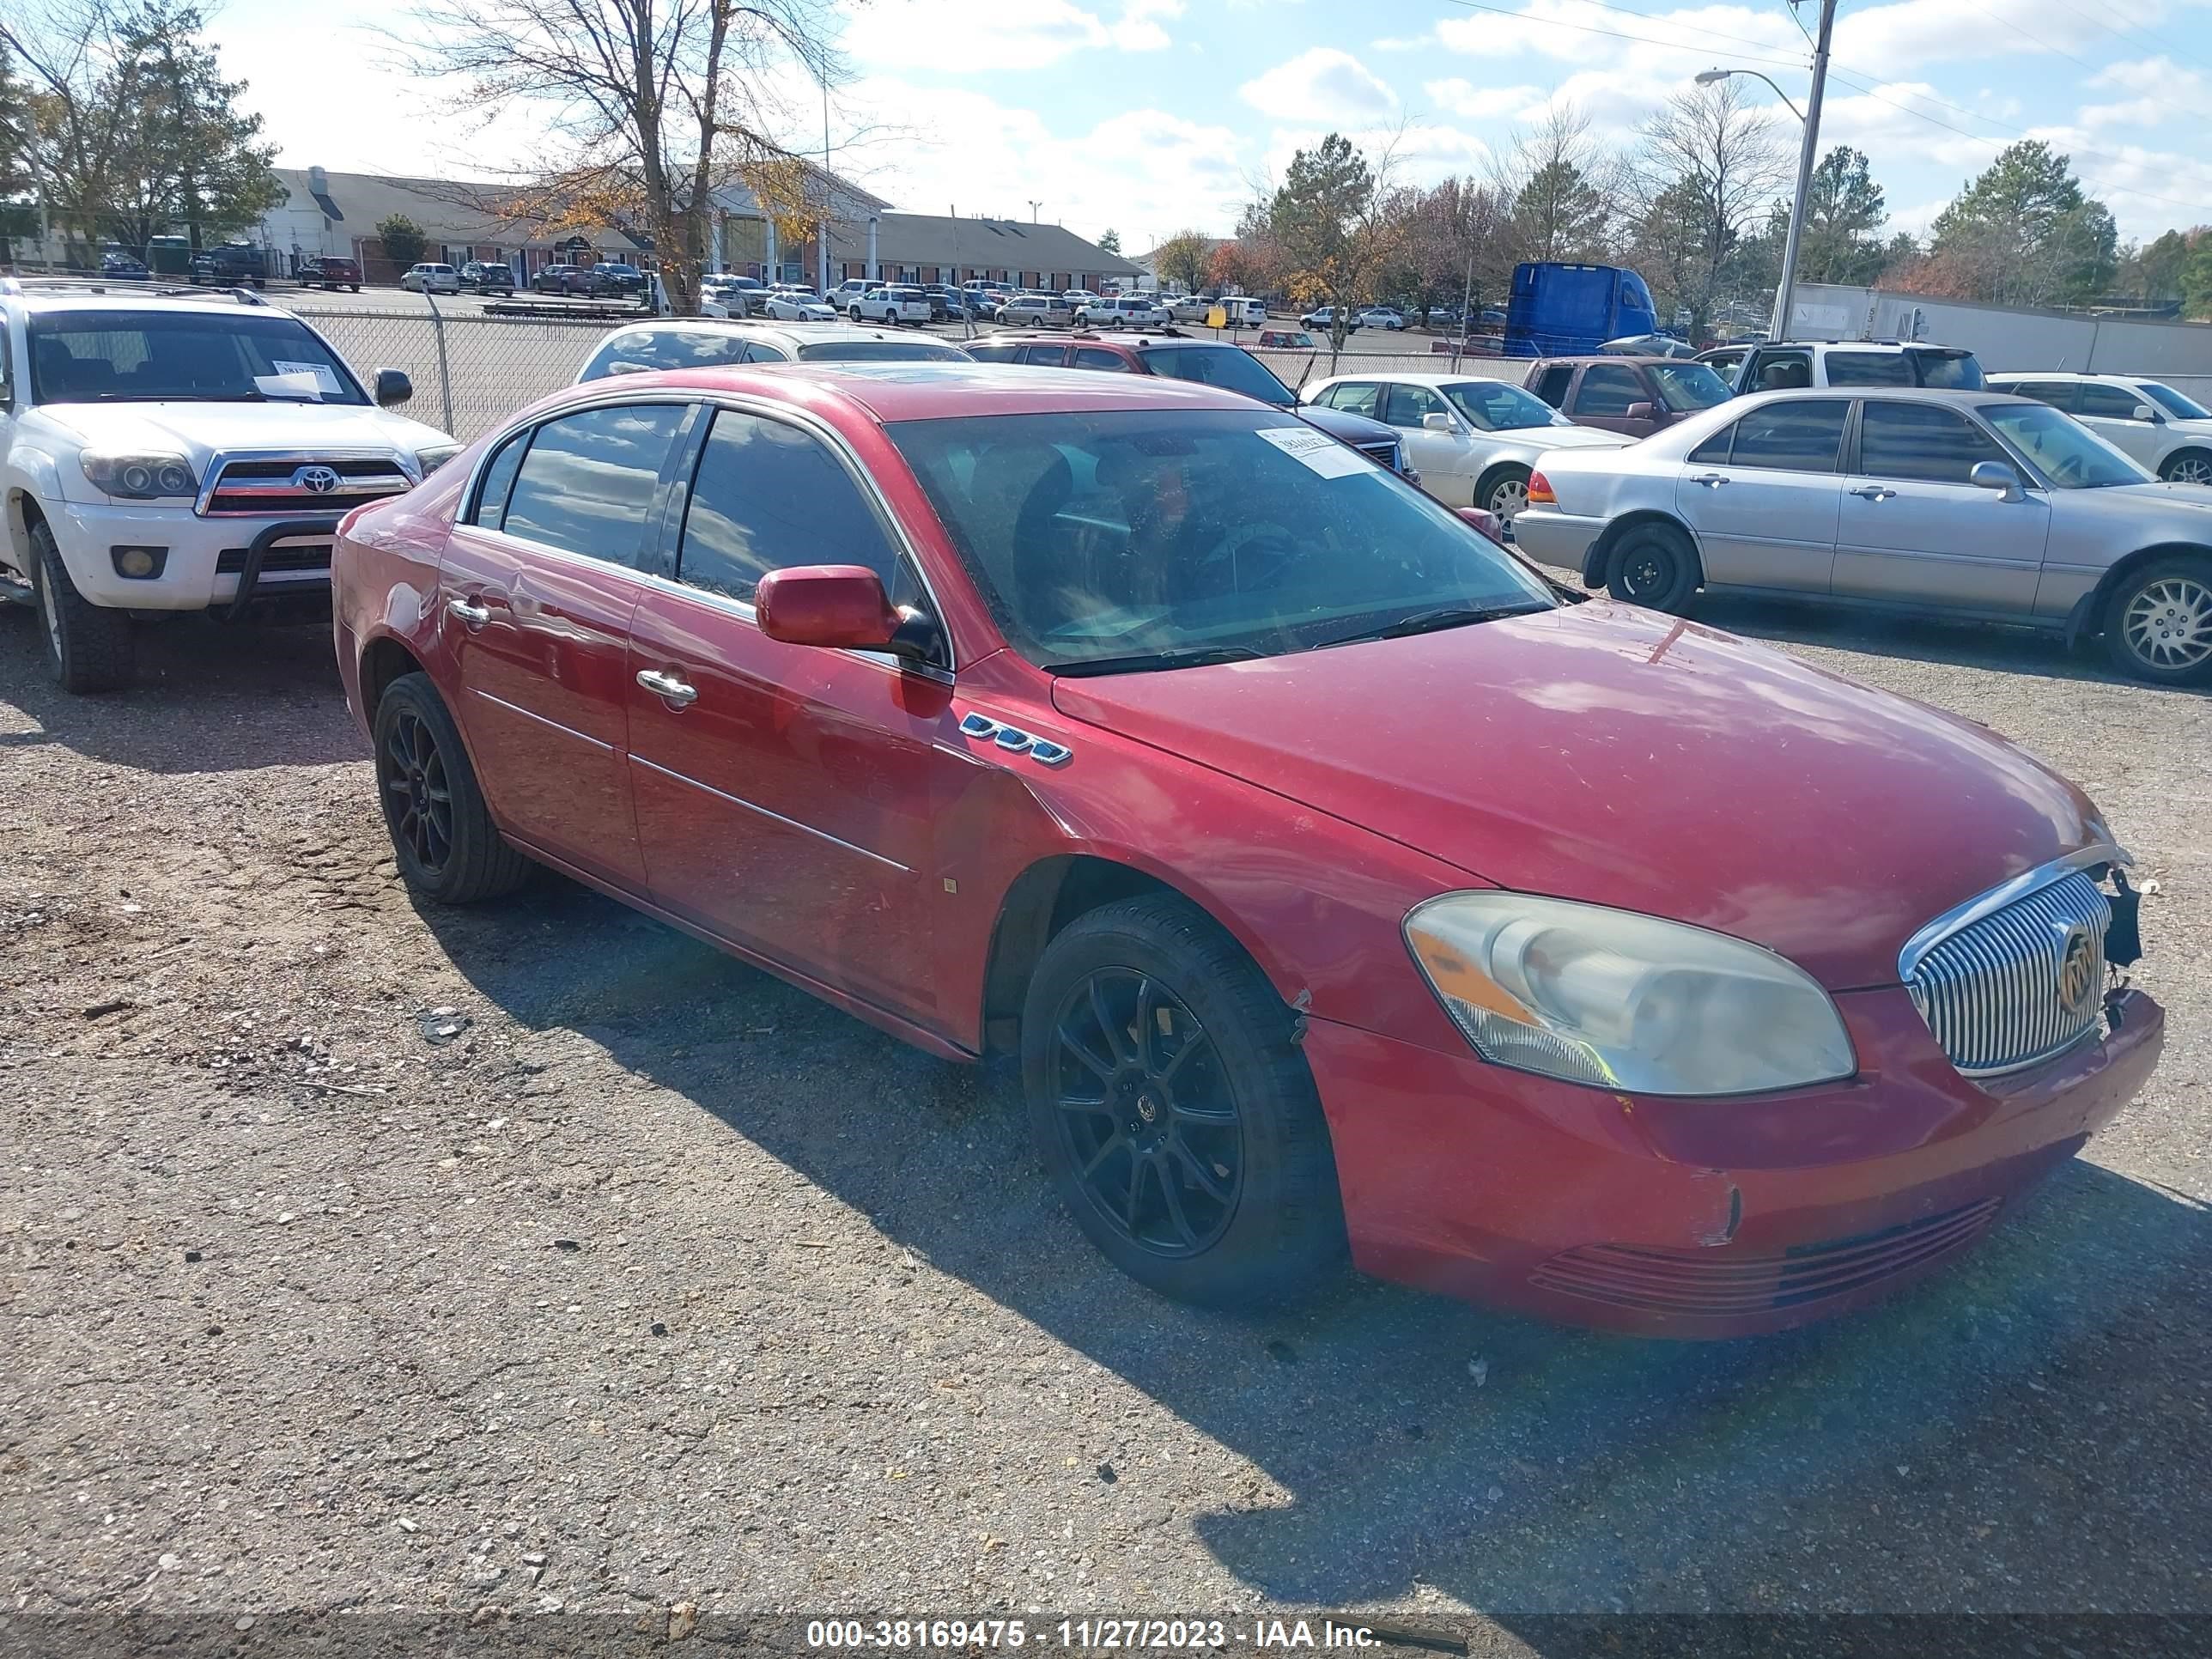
[1897,842,2130,983]
[629,754,910,871]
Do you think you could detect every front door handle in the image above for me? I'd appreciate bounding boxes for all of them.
[636,668,698,707]
[1850,485,1898,501]
[1689,472,1729,488]
[446,596,490,625]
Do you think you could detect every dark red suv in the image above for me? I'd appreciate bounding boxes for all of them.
[330,362,2161,1336]
[300,256,362,292]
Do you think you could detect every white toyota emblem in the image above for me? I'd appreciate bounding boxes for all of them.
[293,465,342,494]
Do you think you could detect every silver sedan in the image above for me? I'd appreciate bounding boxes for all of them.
[1512,386,2212,684]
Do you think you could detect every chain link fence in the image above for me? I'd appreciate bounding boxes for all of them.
[288,295,1530,443]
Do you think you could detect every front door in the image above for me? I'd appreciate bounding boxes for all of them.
[2067,380,2163,467]
[1833,399,2051,612]
[1672,398,1848,592]
[1381,382,1477,503]
[1565,362,1655,436]
[624,404,959,1024]
[437,400,693,890]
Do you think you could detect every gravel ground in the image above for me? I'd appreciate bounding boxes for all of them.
[2,594,2207,1648]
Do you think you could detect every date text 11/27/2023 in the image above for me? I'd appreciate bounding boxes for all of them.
[804,1618,1399,1650]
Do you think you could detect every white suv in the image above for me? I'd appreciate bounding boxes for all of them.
[848,286,933,325]
[1,280,457,691]
[1076,294,1171,329]
[1986,372,2212,486]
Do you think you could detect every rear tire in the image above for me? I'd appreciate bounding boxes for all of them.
[2103,555,2212,684]
[1604,521,1701,613]
[30,520,134,693]
[1020,895,1346,1308]
[372,672,531,903]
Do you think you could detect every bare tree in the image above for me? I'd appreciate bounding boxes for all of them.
[1491,104,1614,264]
[1627,78,1789,333]
[392,0,844,314]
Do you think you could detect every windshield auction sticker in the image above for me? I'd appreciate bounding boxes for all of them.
[1254,424,1371,478]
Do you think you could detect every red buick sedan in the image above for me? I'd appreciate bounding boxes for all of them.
[331,362,2164,1337]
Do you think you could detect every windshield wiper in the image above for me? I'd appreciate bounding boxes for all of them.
[1314,603,1550,650]
[1043,644,1270,677]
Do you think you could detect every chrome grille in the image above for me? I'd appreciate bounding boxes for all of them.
[201,457,412,517]
[1356,440,1404,472]
[1907,870,2111,1076]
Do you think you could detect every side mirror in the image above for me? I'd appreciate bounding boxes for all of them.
[1422,410,1455,432]
[2131,404,2162,423]
[1455,505,1507,544]
[1625,401,1658,422]
[373,368,413,408]
[757,564,904,653]
[1969,460,2026,502]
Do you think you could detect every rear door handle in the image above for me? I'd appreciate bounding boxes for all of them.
[1689,472,1729,487]
[446,596,490,625]
[1850,485,1898,501]
[636,668,698,707]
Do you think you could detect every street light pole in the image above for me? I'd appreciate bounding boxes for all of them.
[1773,0,1837,339]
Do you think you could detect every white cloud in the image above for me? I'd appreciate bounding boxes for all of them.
[1831,0,2080,69]
[1262,122,1493,187]
[844,0,1176,70]
[1373,33,1432,51]
[1424,77,1546,120]
[2079,56,2203,129]
[1240,47,1401,123]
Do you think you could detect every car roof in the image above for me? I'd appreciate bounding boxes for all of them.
[1985,370,2131,383]
[1729,386,2030,409]
[0,281,295,318]
[1529,355,1681,368]
[1309,368,1528,388]
[616,361,1270,422]
[603,318,933,350]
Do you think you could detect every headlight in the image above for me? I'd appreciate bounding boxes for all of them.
[415,446,462,477]
[1404,892,1855,1097]
[79,451,199,501]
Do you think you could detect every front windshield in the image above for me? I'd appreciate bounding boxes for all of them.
[1651,362,1731,410]
[885,409,1554,670]
[2142,382,2212,420]
[1136,345,1297,408]
[27,310,368,404]
[1443,380,1562,431]
[1980,402,2152,488]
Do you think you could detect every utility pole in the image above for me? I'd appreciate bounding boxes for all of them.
[1772,0,1838,339]
[819,77,833,295]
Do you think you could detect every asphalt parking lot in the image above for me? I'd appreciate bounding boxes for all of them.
[3,595,2207,1640]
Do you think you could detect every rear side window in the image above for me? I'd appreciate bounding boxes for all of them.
[1073,347,1128,371]
[677,409,903,603]
[1319,381,1382,419]
[1826,351,1913,387]
[470,428,532,527]
[2004,381,2077,410]
[1383,384,1449,428]
[965,343,1021,363]
[1018,343,1068,366]
[501,403,687,563]
[1911,349,1983,389]
[1531,365,1573,406]
[1570,364,1645,416]
[1857,401,2008,483]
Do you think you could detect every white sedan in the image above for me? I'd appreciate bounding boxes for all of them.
[1354,307,1405,331]
[1302,370,1634,516]
[762,287,838,321]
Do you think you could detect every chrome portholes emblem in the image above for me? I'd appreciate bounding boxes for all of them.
[292,465,342,494]
[958,711,1072,766]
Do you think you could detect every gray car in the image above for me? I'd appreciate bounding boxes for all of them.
[1512,386,2212,684]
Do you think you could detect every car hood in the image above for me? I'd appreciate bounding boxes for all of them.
[32,400,453,483]
[1298,405,1400,446]
[1049,602,2109,989]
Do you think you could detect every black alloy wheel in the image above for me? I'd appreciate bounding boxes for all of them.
[1049,967,1241,1257]
[380,705,453,878]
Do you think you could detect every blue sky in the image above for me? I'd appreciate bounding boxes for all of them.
[208,0,2212,251]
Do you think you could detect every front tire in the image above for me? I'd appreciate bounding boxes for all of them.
[1020,896,1345,1308]
[372,672,531,903]
[1605,521,1701,612]
[30,520,134,693]
[2159,449,2212,487]
[1480,465,1533,520]
[2104,555,2212,684]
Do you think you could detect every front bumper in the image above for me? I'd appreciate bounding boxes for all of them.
[44,499,342,611]
[1304,986,2165,1337]
[1510,507,1607,576]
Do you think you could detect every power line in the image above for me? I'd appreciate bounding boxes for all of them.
[1428,0,1814,75]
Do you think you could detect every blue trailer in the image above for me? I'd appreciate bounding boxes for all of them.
[1503,262,1659,357]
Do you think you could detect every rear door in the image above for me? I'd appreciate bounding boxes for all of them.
[437,399,696,890]
[1672,398,1848,592]
[1381,382,1477,501]
[1833,399,2051,612]
[625,405,960,1023]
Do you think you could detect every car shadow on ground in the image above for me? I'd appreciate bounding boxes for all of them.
[1683,591,2209,694]
[0,605,363,771]
[420,878,2211,1618]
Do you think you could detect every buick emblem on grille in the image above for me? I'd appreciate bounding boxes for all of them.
[292,465,343,494]
[2057,922,2100,1015]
